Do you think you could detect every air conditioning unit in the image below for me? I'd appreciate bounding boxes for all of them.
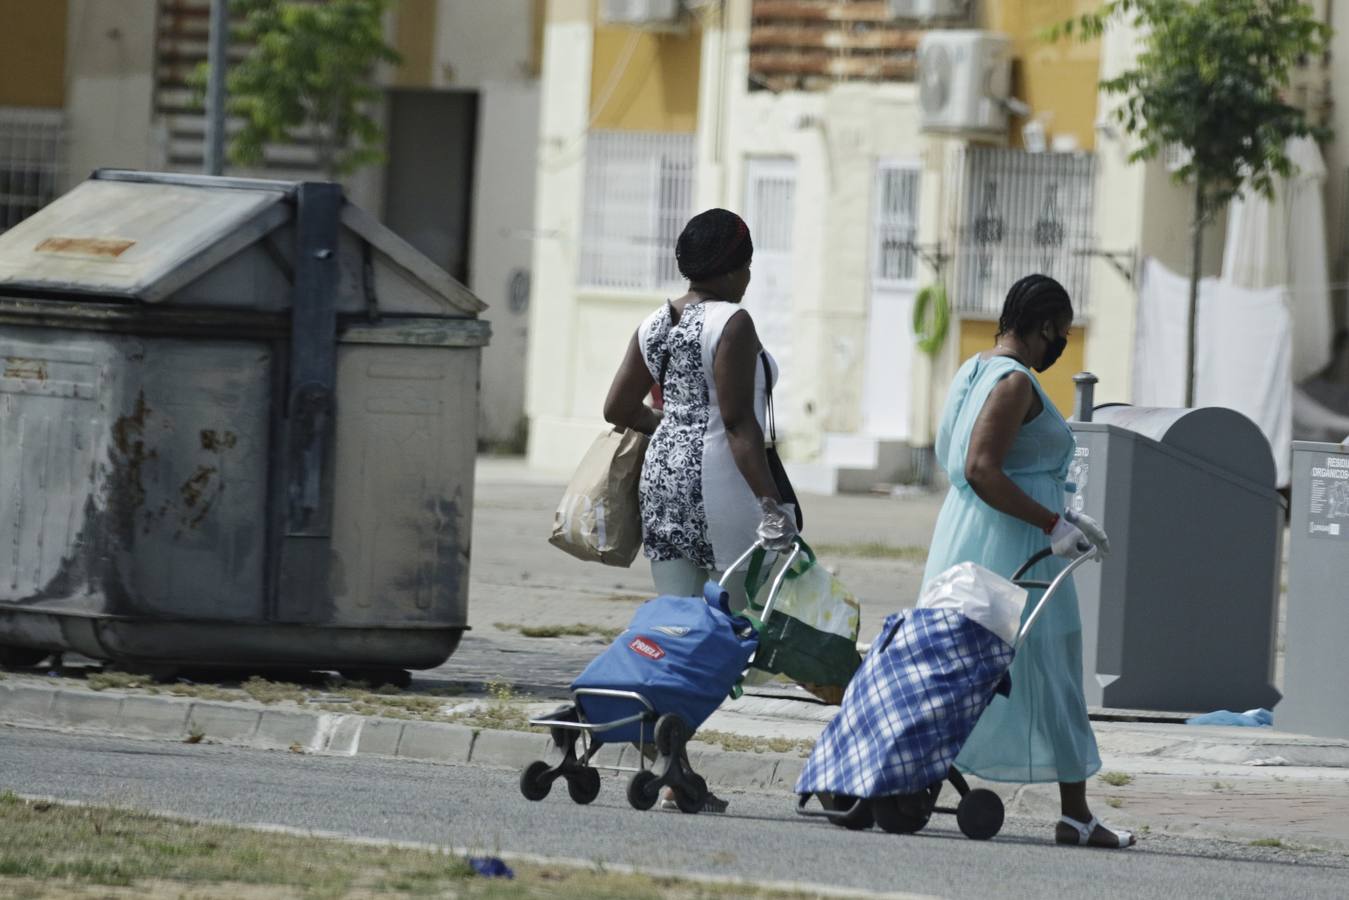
[600,0,683,27]
[918,31,1013,138]
[889,0,970,20]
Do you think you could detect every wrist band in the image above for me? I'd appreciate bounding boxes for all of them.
[1043,514,1060,535]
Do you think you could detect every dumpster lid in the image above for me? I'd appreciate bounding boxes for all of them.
[0,170,485,314]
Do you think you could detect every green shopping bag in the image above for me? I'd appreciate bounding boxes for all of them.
[743,539,863,695]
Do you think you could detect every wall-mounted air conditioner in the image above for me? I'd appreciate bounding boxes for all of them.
[918,31,1014,138]
[888,0,970,21]
[600,0,683,27]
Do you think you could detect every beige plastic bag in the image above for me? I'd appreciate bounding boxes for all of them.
[549,428,648,566]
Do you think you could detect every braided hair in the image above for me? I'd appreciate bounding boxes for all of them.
[675,208,753,282]
[997,273,1073,338]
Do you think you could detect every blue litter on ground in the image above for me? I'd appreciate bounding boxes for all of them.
[1186,708,1273,727]
[467,857,514,879]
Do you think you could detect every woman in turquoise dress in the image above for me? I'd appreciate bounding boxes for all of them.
[923,274,1134,849]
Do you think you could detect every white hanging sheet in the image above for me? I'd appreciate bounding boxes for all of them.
[1134,259,1292,487]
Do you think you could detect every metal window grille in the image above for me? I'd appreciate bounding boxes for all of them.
[0,107,65,233]
[580,130,696,291]
[952,147,1097,319]
[872,161,921,288]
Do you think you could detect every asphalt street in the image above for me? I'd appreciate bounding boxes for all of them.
[2,727,1345,900]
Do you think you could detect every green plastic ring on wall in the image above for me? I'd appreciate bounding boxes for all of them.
[913,282,950,355]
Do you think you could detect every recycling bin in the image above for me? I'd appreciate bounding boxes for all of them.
[1279,441,1349,739]
[1068,376,1283,713]
[0,170,489,677]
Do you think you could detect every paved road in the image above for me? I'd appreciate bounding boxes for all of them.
[3,727,1344,900]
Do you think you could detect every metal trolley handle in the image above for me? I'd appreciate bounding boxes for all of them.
[719,539,802,623]
[1010,545,1100,651]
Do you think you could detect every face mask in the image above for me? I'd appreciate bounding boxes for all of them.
[1037,333,1067,372]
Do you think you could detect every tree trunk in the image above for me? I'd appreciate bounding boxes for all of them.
[1185,185,1204,408]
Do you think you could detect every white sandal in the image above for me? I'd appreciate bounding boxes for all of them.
[1057,814,1135,848]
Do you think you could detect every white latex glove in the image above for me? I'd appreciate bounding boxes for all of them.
[1048,516,1087,558]
[756,496,798,551]
[1049,510,1110,558]
[1064,509,1110,556]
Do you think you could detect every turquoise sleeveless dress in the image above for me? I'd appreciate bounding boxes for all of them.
[923,355,1101,784]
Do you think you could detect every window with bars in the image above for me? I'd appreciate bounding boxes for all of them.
[953,147,1097,319]
[0,107,65,233]
[579,130,696,292]
[872,162,921,288]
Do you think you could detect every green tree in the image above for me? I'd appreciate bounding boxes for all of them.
[195,0,401,178]
[1048,0,1330,405]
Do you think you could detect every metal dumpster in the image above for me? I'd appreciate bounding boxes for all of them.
[1279,440,1349,739]
[0,170,489,678]
[1068,377,1283,713]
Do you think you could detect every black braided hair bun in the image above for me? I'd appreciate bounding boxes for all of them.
[675,208,754,282]
[997,273,1073,338]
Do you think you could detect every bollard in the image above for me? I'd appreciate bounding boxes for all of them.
[1072,372,1098,423]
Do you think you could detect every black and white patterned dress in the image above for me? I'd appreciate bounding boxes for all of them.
[637,300,776,572]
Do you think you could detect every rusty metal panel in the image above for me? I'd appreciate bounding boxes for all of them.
[0,325,271,623]
[329,343,480,628]
[1,333,111,608]
[123,340,272,620]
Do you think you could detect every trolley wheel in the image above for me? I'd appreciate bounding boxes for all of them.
[872,793,933,835]
[519,761,553,802]
[653,714,688,758]
[626,770,660,812]
[820,793,874,831]
[0,646,48,670]
[566,767,602,805]
[672,773,708,815]
[956,789,1004,841]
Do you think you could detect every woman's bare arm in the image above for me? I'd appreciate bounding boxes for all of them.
[964,372,1059,531]
[714,311,781,500]
[603,332,663,436]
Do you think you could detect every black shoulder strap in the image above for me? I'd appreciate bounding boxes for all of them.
[761,351,777,445]
[657,301,676,388]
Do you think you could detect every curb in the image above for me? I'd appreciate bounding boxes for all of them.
[0,680,806,790]
[6,679,1349,853]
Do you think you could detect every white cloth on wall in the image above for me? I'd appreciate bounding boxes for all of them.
[1285,138,1334,381]
[1133,259,1190,408]
[1220,136,1333,382]
[1196,279,1292,487]
[1134,259,1292,487]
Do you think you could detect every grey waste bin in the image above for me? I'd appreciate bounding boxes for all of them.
[1279,441,1349,739]
[1068,378,1283,713]
[0,170,489,678]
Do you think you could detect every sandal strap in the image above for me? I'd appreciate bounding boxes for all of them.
[1059,815,1133,848]
[1059,814,1097,846]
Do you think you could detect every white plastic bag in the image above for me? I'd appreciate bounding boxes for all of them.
[916,562,1026,647]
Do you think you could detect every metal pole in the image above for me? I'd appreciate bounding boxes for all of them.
[204,0,229,175]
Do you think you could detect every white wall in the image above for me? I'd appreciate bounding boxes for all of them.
[63,0,158,188]
[709,0,938,457]
[524,1,598,473]
[432,0,538,89]
[472,80,542,446]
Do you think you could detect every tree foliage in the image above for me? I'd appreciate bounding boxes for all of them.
[195,0,401,178]
[1047,0,1330,225]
